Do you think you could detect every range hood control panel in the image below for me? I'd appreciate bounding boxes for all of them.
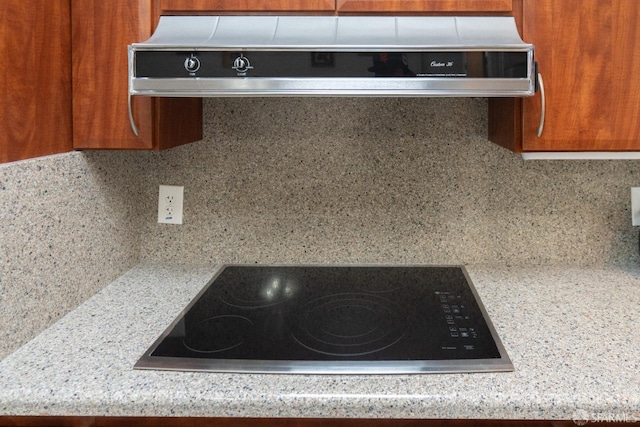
[137,50,528,80]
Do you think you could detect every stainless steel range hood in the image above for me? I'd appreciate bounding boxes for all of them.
[127,16,534,133]
[128,15,535,98]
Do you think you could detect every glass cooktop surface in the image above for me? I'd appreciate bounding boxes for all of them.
[135,265,512,374]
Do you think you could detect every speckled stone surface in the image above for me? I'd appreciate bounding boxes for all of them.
[3,96,640,420]
[138,98,640,267]
[0,151,148,360]
[1,263,639,420]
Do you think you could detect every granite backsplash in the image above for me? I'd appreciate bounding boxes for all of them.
[138,97,640,266]
[0,151,145,359]
[2,97,640,360]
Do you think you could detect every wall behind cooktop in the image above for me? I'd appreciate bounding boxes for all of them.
[136,98,640,266]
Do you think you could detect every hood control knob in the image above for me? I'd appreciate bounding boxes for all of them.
[232,55,253,75]
[184,55,200,73]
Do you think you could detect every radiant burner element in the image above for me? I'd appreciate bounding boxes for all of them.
[135,265,513,374]
[183,315,253,353]
[290,293,408,356]
[220,275,295,309]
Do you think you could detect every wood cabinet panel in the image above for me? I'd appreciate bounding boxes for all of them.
[0,416,94,427]
[72,0,152,149]
[0,417,586,427]
[337,0,512,13]
[520,0,640,151]
[0,0,72,163]
[160,0,336,13]
[72,0,202,150]
[162,0,512,13]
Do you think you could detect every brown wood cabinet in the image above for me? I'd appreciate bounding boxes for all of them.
[160,0,512,13]
[0,0,72,163]
[71,0,202,150]
[337,0,513,13]
[160,0,335,13]
[490,0,640,152]
[0,417,604,427]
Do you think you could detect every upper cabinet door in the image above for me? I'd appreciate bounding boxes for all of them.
[0,0,72,163]
[72,0,202,150]
[160,0,335,12]
[72,0,153,149]
[337,0,513,13]
[521,0,640,151]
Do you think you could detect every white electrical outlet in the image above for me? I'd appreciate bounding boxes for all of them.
[158,185,184,224]
[632,187,640,226]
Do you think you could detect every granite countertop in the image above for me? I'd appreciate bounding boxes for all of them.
[1,263,640,420]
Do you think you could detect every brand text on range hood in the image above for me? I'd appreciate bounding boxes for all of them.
[128,15,535,99]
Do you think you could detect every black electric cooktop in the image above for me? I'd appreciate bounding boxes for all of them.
[135,265,512,374]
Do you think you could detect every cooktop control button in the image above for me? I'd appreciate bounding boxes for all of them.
[184,55,200,73]
[438,291,478,340]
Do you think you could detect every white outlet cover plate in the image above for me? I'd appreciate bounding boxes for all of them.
[158,185,184,224]
[632,187,640,226]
